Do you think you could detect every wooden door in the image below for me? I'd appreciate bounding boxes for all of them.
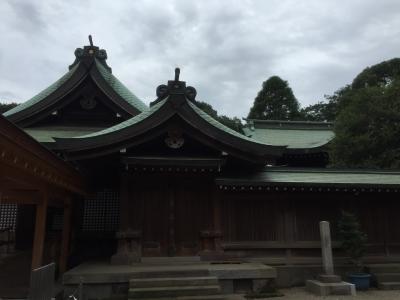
[174,181,213,256]
[138,178,213,256]
[140,183,170,256]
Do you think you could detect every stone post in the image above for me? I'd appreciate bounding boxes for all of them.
[111,229,142,264]
[306,221,356,296]
[320,221,334,276]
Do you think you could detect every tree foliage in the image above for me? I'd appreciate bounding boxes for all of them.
[337,211,367,269]
[194,100,243,133]
[0,102,18,114]
[330,80,400,168]
[299,101,334,122]
[352,58,400,89]
[248,76,301,120]
[315,59,400,123]
[297,85,353,122]
[329,59,400,168]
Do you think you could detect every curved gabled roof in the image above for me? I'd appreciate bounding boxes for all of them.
[4,64,79,118]
[94,60,148,113]
[3,42,147,125]
[55,75,286,164]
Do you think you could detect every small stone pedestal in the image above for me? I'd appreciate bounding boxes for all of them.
[111,229,142,265]
[199,230,224,261]
[306,221,356,296]
[307,276,356,296]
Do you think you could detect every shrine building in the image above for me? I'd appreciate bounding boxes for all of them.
[1,39,400,297]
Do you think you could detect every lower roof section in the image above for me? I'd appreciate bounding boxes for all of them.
[0,115,86,196]
[243,120,334,152]
[216,168,400,190]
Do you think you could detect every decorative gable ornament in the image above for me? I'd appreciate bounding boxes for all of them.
[154,68,197,104]
[165,129,184,149]
[69,35,111,72]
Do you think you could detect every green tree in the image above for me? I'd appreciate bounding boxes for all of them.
[330,79,400,168]
[299,101,334,122]
[337,211,367,269]
[248,76,300,120]
[328,58,400,168]
[352,58,400,89]
[297,85,352,122]
[0,102,18,114]
[194,100,243,133]
[321,58,400,122]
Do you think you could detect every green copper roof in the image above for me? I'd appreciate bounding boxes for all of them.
[243,120,334,149]
[74,99,166,138]
[217,168,400,187]
[25,126,104,143]
[188,101,274,145]
[3,65,79,117]
[3,57,148,119]
[71,98,263,144]
[95,59,148,112]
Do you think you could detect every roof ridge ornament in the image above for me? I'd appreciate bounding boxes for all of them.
[152,68,197,106]
[175,67,180,81]
[69,35,111,72]
[89,34,94,47]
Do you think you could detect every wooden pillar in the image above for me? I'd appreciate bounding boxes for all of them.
[59,201,72,273]
[213,189,222,232]
[284,197,295,264]
[208,188,223,253]
[119,171,130,230]
[31,190,48,270]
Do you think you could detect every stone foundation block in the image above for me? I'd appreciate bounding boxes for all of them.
[306,279,356,296]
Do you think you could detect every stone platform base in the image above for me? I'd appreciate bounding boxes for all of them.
[63,260,276,299]
[306,279,356,296]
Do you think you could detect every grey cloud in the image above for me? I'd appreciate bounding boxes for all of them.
[1,0,400,118]
[7,0,47,33]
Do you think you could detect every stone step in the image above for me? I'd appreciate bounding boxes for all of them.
[128,269,209,279]
[142,256,201,264]
[378,282,400,290]
[128,296,226,300]
[129,285,221,298]
[177,295,226,300]
[130,276,219,288]
[375,273,400,282]
[129,298,176,300]
[368,264,400,274]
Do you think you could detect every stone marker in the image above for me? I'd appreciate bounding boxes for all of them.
[320,221,334,275]
[306,221,356,296]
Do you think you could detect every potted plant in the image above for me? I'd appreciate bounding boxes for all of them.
[337,211,371,290]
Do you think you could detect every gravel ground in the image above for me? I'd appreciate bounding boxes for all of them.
[280,287,400,299]
[226,287,400,299]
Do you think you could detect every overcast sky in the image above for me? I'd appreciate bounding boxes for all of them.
[1,0,400,118]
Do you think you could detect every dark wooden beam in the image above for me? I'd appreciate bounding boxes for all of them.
[0,114,86,195]
[122,156,226,168]
[31,191,48,269]
[59,202,72,273]
[0,189,40,205]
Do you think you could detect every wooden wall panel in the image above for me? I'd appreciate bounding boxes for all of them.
[174,182,213,255]
[385,196,400,243]
[125,175,214,256]
[220,190,400,261]
[221,192,284,242]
